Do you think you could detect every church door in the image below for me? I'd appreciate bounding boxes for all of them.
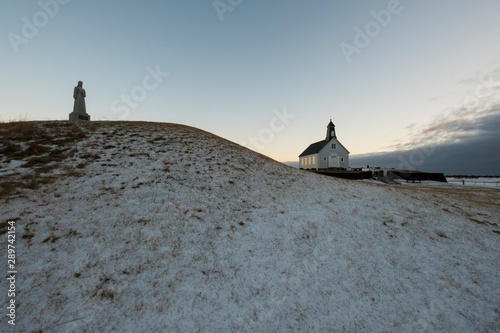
[329,155,338,168]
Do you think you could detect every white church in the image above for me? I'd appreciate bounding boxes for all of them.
[299,120,350,170]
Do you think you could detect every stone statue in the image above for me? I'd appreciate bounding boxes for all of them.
[69,81,90,121]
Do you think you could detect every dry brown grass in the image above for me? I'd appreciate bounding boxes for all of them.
[0,120,86,144]
[0,140,22,156]
[0,220,8,236]
[405,185,500,210]
[397,184,500,233]
[0,179,23,196]
[0,121,94,198]
[0,120,48,141]
[1,140,53,163]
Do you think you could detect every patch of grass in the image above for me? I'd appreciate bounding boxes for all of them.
[42,234,60,243]
[22,157,50,168]
[25,142,51,155]
[0,180,23,196]
[100,289,115,300]
[21,147,70,168]
[1,121,88,148]
[148,136,165,144]
[436,231,448,238]
[0,120,47,141]
[66,124,86,140]
[61,164,83,178]
[0,170,58,196]
[0,122,100,198]
[0,140,52,162]
[469,218,486,225]
[49,148,66,160]
[0,140,23,158]
[22,231,34,241]
[80,151,100,161]
[20,173,39,190]
[0,220,9,235]
[36,163,61,174]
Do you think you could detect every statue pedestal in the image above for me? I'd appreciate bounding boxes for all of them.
[69,112,90,121]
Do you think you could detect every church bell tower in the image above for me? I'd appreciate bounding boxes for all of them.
[326,119,336,141]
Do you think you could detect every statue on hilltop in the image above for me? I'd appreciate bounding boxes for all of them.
[69,81,90,121]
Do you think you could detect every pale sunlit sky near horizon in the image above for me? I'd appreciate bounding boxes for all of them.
[1,0,500,171]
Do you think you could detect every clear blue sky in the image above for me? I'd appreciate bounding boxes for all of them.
[1,0,499,166]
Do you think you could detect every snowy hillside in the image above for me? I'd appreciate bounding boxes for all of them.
[1,121,499,332]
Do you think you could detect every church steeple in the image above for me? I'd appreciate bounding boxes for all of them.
[326,119,336,141]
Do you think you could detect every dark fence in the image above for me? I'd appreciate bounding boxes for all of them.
[311,170,373,180]
[389,171,447,182]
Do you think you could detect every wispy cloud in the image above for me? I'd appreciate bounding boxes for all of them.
[351,68,500,175]
[351,133,500,175]
[390,68,500,150]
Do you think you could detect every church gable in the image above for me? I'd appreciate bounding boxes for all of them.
[319,137,350,155]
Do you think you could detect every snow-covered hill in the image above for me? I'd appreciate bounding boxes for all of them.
[1,121,499,332]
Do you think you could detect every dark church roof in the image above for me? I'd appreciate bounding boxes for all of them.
[299,140,329,157]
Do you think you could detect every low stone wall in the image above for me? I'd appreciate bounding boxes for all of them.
[389,171,447,182]
[310,170,373,180]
